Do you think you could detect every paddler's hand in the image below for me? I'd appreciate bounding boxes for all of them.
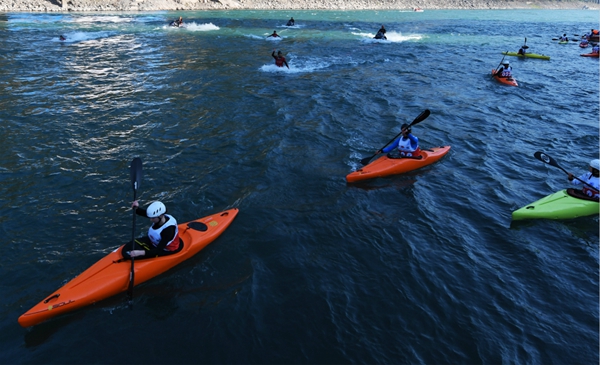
[131,200,139,209]
[376,150,382,155]
[568,173,574,181]
[128,250,145,258]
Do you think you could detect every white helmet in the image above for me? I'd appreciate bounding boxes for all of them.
[590,159,600,170]
[146,201,166,218]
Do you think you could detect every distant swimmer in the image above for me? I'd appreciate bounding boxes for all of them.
[267,30,281,38]
[286,17,295,26]
[271,50,289,69]
[374,25,387,40]
[59,35,66,41]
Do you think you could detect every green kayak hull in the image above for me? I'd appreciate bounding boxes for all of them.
[501,52,551,60]
[512,189,599,221]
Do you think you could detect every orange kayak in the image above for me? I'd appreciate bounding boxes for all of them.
[18,208,239,328]
[347,146,451,183]
[581,52,599,58]
[492,69,518,87]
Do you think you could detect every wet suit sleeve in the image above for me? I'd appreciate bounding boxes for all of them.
[272,51,277,60]
[382,138,400,153]
[135,207,149,218]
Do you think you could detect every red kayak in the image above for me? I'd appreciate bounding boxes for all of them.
[347,146,451,183]
[492,69,518,87]
[18,208,239,327]
[581,52,599,58]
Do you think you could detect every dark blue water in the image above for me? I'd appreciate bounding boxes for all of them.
[0,9,598,364]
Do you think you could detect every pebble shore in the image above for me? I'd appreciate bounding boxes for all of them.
[0,0,598,14]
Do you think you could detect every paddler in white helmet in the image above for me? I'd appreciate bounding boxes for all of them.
[495,61,512,78]
[122,200,182,259]
[568,159,600,199]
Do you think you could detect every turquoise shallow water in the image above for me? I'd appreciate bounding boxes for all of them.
[0,9,598,364]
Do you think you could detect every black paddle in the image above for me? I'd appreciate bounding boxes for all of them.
[533,151,599,192]
[360,109,430,166]
[492,52,508,78]
[127,158,143,305]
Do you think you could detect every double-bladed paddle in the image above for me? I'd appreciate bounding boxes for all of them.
[492,52,508,78]
[360,109,430,166]
[127,158,143,306]
[533,151,599,192]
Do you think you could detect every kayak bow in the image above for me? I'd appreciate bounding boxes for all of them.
[512,189,598,221]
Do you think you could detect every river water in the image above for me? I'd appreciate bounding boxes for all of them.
[0,8,598,364]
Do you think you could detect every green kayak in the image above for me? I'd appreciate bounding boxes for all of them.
[501,52,550,60]
[512,188,599,221]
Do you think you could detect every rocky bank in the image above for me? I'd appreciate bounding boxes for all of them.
[0,0,598,14]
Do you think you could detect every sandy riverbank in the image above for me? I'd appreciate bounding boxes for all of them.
[0,0,598,14]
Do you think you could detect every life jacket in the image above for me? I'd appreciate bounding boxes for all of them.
[581,175,600,198]
[593,29,599,35]
[275,56,286,67]
[501,66,512,77]
[397,136,420,157]
[148,214,180,251]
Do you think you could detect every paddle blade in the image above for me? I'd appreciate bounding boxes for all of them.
[130,158,143,192]
[410,109,431,127]
[360,155,375,165]
[534,151,567,174]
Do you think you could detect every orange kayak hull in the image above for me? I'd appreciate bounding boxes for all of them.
[347,146,451,183]
[18,208,239,328]
[492,69,518,86]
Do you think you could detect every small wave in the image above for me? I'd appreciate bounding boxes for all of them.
[54,31,111,43]
[354,30,423,43]
[259,55,333,74]
[70,16,134,23]
[184,22,220,31]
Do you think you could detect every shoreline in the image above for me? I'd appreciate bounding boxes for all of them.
[1,0,599,13]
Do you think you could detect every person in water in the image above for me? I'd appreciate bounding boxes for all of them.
[568,159,600,199]
[170,16,183,27]
[271,50,289,69]
[59,35,66,41]
[286,17,295,26]
[374,25,387,40]
[377,123,420,158]
[495,62,512,78]
[121,200,182,259]
[559,34,568,42]
[267,30,280,38]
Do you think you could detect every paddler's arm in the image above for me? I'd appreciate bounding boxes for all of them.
[380,138,400,154]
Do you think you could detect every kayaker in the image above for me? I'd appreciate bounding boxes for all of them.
[271,50,289,69]
[286,17,295,26]
[517,45,527,55]
[374,25,387,40]
[378,123,420,158]
[267,30,280,38]
[559,34,568,42]
[592,44,599,54]
[568,159,600,199]
[122,201,182,259]
[59,35,66,41]
[495,62,512,78]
